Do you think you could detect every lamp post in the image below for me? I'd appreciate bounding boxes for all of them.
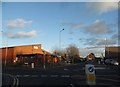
[59,29,64,63]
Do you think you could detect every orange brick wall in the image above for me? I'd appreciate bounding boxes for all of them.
[14,44,43,55]
[1,44,51,66]
[1,47,14,65]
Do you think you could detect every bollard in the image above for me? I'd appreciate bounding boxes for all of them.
[85,64,96,85]
[31,63,34,68]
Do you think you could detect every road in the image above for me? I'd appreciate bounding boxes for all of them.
[2,63,120,87]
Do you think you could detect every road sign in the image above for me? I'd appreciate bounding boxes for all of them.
[85,64,95,74]
[85,64,96,85]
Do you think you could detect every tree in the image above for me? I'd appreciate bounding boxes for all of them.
[66,44,80,63]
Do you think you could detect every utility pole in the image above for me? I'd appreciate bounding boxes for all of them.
[2,31,8,67]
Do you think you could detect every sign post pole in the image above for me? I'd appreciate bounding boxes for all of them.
[31,63,34,68]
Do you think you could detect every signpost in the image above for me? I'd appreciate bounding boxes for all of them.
[31,63,34,68]
[85,64,96,85]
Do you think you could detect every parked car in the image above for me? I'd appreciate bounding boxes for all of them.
[104,59,119,65]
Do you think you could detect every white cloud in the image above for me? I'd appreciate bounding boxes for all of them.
[7,30,36,38]
[63,22,84,29]
[85,19,112,35]
[63,19,114,35]
[112,33,119,40]
[84,37,117,47]
[96,39,116,46]
[87,2,118,14]
[7,18,32,29]
[3,0,119,2]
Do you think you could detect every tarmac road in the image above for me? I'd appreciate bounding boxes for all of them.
[2,63,120,87]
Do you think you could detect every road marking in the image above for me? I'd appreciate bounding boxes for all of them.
[96,75,120,77]
[64,68,68,70]
[23,75,30,77]
[4,74,19,87]
[12,76,16,87]
[97,77,120,82]
[31,75,39,77]
[14,76,19,87]
[70,84,75,87]
[50,75,58,77]
[16,75,22,77]
[40,75,48,77]
[83,67,109,70]
[61,75,70,78]
[95,67,106,69]
[15,74,73,78]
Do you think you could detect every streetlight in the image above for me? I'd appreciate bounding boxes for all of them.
[5,32,8,67]
[59,29,64,63]
[105,38,109,58]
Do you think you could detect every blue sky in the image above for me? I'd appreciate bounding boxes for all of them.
[1,1,119,57]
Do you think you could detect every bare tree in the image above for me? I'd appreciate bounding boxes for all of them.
[66,44,80,63]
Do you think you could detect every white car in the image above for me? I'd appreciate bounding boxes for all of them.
[104,59,119,66]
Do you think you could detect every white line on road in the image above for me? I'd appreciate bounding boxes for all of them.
[64,68,69,70]
[23,75,30,77]
[15,74,72,78]
[97,77,120,82]
[50,75,58,77]
[95,67,106,69]
[40,75,48,77]
[31,75,39,77]
[96,75,120,77]
[61,75,70,78]
[70,84,75,87]
[15,76,19,87]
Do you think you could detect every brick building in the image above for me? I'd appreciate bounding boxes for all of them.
[0,44,59,67]
[105,46,120,63]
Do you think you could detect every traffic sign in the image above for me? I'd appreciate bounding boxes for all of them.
[88,66,94,72]
[85,64,95,74]
[85,64,96,85]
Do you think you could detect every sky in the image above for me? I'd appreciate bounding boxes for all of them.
[1,0,119,57]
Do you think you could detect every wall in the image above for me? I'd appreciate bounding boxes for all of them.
[1,47,14,65]
[14,44,43,55]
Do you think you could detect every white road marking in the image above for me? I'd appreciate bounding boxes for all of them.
[95,67,106,69]
[97,77,120,82]
[40,75,48,77]
[83,67,109,70]
[50,75,58,77]
[16,75,22,77]
[15,76,19,87]
[61,75,70,78]
[96,75,120,77]
[15,74,73,78]
[23,75,30,77]
[64,68,68,70]
[70,84,75,87]
[31,75,39,77]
